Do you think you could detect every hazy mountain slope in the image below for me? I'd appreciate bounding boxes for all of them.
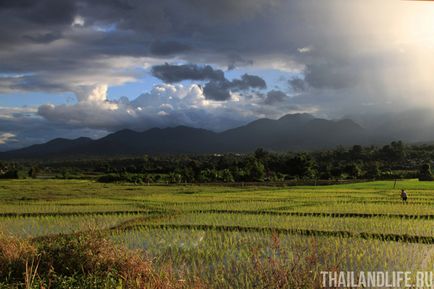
[0,137,93,159]
[0,113,372,159]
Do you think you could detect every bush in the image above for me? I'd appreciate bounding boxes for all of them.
[419,163,433,181]
[0,234,194,289]
[0,169,19,179]
[97,173,148,184]
[0,234,36,282]
[36,234,154,286]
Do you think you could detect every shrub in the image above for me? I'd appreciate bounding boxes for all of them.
[97,173,148,184]
[418,163,433,181]
[0,234,36,282]
[0,234,195,289]
[0,169,19,179]
[36,234,154,288]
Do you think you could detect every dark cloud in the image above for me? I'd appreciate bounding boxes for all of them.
[203,81,232,101]
[1,0,434,147]
[304,63,357,90]
[0,0,32,8]
[264,90,287,105]
[150,40,192,56]
[0,75,65,93]
[231,74,266,90]
[203,74,266,101]
[23,31,63,44]
[151,64,266,101]
[0,0,293,78]
[226,54,254,70]
[0,0,297,93]
[0,0,76,25]
[151,64,225,83]
[289,78,306,93]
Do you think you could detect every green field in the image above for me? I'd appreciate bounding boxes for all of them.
[0,179,433,288]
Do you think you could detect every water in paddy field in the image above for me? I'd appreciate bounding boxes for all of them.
[111,228,434,286]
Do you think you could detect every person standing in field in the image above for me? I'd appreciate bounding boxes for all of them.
[400,189,408,203]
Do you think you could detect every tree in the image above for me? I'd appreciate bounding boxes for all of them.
[380,141,406,161]
[349,145,363,159]
[142,174,153,184]
[329,163,344,180]
[419,163,433,181]
[318,164,332,180]
[28,166,40,178]
[0,169,19,179]
[365,162,381,180]
[179,167,195,183]
[254,148,269,160]
[267,171,285,182]
[343,162,362,179]
[286,153,317,179]
[232,167,248,182]
[247,159,265,182]
[391,141,405,159]
[220,169,234,183]
[198,169,218,183]
[168,172,182,183]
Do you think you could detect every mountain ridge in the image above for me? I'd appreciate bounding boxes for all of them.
[0,113,374,159]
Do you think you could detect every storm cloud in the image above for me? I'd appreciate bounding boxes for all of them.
[152,64,266,100]
[2,0,434,149]
[264,90,287,105]
[203,74,266,101]
[151,64,225,83]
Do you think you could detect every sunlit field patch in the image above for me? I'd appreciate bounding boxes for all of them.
[0,214,140,238]
[0,179,433,287]
[111,228,433,288]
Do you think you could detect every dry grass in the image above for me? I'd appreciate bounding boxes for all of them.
[0,233,207,289]
[0,234,37,283]
[0,232,320,288]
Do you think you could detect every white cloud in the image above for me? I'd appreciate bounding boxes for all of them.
[157,111,169,116]
[297,46,313,53]
[159,103,174,110]
[71,15,85,27]
[74,84,118,110]
[0,107,38,119]
[0,133,17,145]
[35,82,317,132]
[38,84,128,129]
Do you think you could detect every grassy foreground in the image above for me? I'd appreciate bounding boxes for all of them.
[0,179,433,288]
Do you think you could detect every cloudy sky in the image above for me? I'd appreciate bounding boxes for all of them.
[1,0,434,150]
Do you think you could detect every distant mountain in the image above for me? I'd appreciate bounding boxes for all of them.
[1,137,93,159]
[0,113,369,159]
[218,113,366,151]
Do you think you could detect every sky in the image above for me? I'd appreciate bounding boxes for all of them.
[1,0,434,150]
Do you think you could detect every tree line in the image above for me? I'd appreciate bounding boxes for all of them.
[0,141,433,183]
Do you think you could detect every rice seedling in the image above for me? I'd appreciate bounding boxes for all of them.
[0,179,433,288]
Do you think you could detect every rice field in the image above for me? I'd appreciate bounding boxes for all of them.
[0,179,433,288]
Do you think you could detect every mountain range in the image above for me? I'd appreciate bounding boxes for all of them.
[5,111,434,159]
[0,113,374,159]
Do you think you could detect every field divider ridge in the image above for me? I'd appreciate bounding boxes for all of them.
[116,223,434,244]
[0,210,167,218]
[187,209,434,219]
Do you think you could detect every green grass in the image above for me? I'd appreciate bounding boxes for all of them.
[0,179,433,288]
[0,214,139,238]
[296,179,434,190]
